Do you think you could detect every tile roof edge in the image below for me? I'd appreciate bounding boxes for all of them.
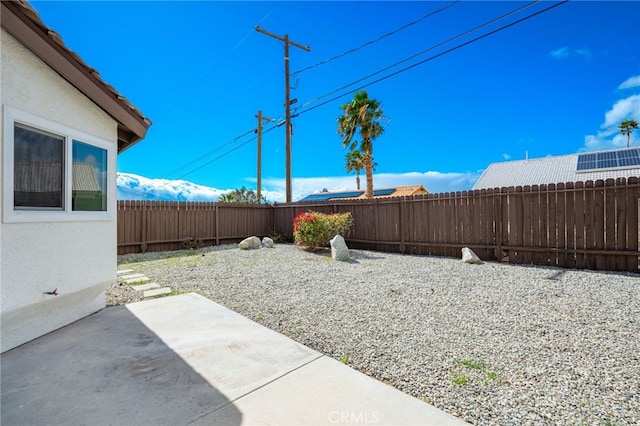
[2,0,151,149]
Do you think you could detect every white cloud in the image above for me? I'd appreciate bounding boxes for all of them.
[619,75,640,90]
[549,46,592,60]
[502,153,511,160]
[264,170,482,202]
[583,133,630,152]
[603,94,640,127]
[582,84,640,152]
[549,47,569,59]
[118,170,482,204]
[117,173,230,202]
[575,48,592,61]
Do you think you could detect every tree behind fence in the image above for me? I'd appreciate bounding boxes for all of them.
[118,177,639,273]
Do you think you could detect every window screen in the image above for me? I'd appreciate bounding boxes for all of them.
[14,124,64,209]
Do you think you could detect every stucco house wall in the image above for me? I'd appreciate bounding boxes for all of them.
[1,28,118,352]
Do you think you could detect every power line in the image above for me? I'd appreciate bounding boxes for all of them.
[293,0,544,114]
[159,0,568,183]
[171,123,281,182]
[160,14,280,180]
[158,106,285,183]
[187,12,273,100]
[173,137,256,181]
[292,0,460,76]
[247,4,360,90]
[162,128,256,178]
[234,11,271,49]
[297,0,568,116]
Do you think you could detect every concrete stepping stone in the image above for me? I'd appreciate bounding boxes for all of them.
[117,269,134,275]
[119,273,146,280]
[143,287,173,298]
[123,276,150,285]
[131,283,161,292]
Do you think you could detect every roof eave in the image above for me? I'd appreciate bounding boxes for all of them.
[1,1,151,153]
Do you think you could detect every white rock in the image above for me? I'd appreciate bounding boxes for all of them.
[262,237,274,248]
[330,235,350,261]
[239,236,262,250]
[461,247,482,264]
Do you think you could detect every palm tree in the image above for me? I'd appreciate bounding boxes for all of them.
[337,91,385,198]
[345,149,378,191]
[345,149,364,190]
[217,192,236,203]
[217,186,264,203]
[619,119,639,148]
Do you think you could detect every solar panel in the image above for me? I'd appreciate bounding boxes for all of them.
[298,191,364,202]
[299,193,336,202]
[619,149,640,167]
[330,191,365,199]
[576,148,640,171]
[600,151,617,168]
[576,153,597,171]
[373,188,396,196]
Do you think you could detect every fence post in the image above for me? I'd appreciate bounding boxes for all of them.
[141,201,148,253]
[626,177,639,272]
[547,183,558,267]
[270,204,275,237]
[215,203,220,246]
[604,178,616,271]
[399,198,405,253]
[495,188,503,260]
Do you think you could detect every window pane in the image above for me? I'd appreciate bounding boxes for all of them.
[72,141,107,211]
[14,124,64,209]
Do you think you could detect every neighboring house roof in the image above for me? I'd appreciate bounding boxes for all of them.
[473,147,640,190]
[1,0,151,153]
[390,185,429,197]
[298,185,429,202]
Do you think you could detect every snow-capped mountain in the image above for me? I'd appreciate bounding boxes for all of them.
[117,173,227,201]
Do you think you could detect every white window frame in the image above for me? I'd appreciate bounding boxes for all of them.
[3,106,116,223]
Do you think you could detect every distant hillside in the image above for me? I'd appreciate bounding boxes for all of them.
[117,173,226,201]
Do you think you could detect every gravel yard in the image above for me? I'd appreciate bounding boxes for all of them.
[115,244,640,425]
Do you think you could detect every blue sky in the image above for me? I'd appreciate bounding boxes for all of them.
[32,1,640,202]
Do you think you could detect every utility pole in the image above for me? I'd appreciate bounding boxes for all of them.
[255,110,275,201]
[256,25,310,203]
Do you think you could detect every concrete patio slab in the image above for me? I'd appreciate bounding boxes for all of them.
[205,356,467,426]
[1,293,468,426]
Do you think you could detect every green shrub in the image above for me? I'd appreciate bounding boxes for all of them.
[293,211,353,249]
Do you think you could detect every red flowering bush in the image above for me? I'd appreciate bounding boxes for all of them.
[293,211,353,249]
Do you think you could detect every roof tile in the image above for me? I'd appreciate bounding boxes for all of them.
[5,0,151,140]
[298,185,428,202]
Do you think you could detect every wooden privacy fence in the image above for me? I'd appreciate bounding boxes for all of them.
[118,177,639,273]
[117,201,272,255]
[272,177,639,273]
